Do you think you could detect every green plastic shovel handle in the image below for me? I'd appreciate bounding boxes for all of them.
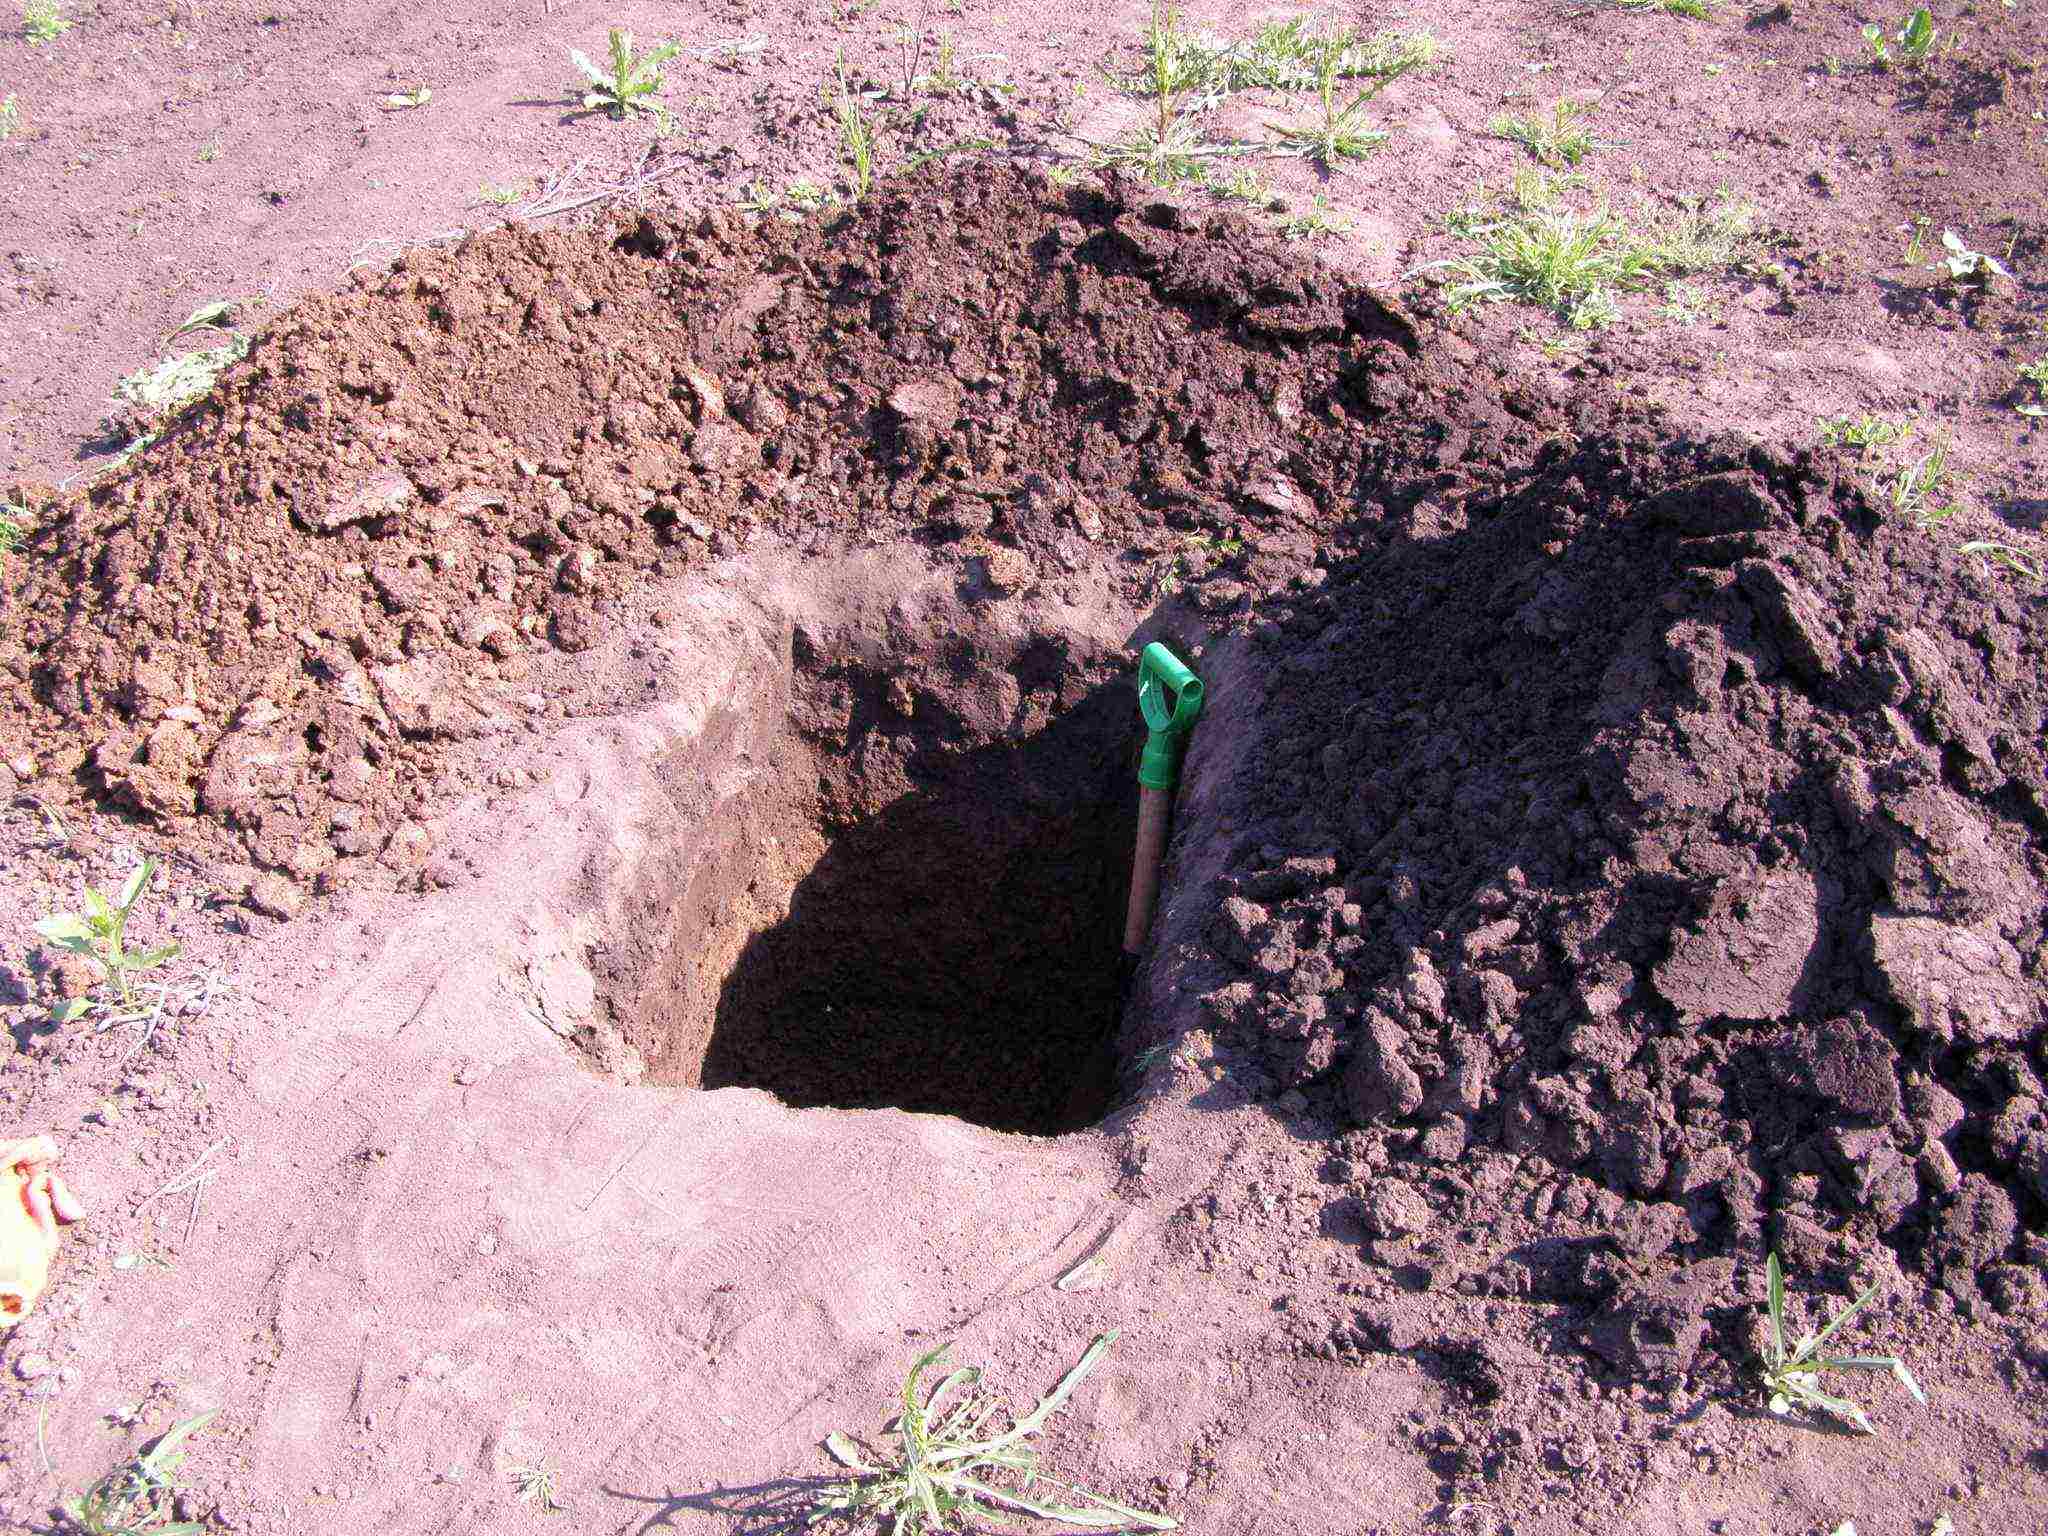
[1135,642,1204,790]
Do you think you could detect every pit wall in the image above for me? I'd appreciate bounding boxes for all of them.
[590,543,1177,1132]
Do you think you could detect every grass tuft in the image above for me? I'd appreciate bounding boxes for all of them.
[812,1332,1178,1533]
[22,0,71,44]
[510,1460,570,1515]
[1490,99,1600,167]
[1620,0,1714,16]
[1885,436,1956,527]
[832,51,880,197]
[1760,1253,1925,1435]
[1959,540,2045,583]
[1641,192,1755,272]
[62,1410,215,1535]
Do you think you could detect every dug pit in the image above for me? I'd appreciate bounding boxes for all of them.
[590,548,1158,1135]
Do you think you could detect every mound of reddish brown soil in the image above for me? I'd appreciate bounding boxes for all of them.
[1193,433,2048,1369]
[1,163,1527,907]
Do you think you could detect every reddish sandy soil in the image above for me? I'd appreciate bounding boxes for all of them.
[0,3,2045,1536]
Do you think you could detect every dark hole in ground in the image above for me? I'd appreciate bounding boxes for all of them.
[702,683,1137,1134]
[596,553,1148,1136]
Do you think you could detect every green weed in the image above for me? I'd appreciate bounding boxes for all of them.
[381,84,432,110]
[0,93,20,138]
[1959,540,2045,583]
[1267,26,1436,166]
[1620,0,1713,15]
[22,0,70,44]
[812,1332,1178,1533]
[1490,99,1600,167]
[1100,1,1230,104]
[1220,15,1319,90]
[1183,530,1244,559]
[1430,196,1662,324]
[1096,2,1243,186]
[1201,163,1276,208]
[898,135,1000,175]
[1277,196,1350,240]
[1761,1254,1924,1434]
[36,856,181,1023]
[108,304,252,457]
[1641,193,1755,271]
[833,52,879,197]
[476,181,522,205]
[1817,413,1911,455]
[1886,436,1958,527]
[0,497,23,554]
[2016,357,2047,418]
[61,1410,215,1535]
[1862,8,1936,70]
[1657,280,1716,325]
[569,28,683,122]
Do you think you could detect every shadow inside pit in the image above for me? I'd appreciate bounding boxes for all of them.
[700,679,1139,1136]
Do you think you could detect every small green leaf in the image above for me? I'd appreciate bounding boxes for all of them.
[35,913,92,942]
[825,1432,871,1471]
[175,300,237,334]
[50,996,93,1025]
[119,857,157,910]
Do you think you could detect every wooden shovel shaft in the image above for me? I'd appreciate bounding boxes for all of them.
[1123,785,1173,955]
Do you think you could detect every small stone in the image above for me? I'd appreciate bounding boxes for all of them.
[887,376,963,426]
[980,547,1034,596]
[305,472,411,532]
[1359,1180,1432,1238]
[246,872,304,920]
[556,547,600,594]
[1246,477,1304,515]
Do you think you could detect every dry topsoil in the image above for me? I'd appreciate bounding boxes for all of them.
[3,162,2044,1484]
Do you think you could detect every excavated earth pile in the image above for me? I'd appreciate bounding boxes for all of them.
[0,163,1520,908]
[2,162,2044,1409]
[1196,440,2048,1375]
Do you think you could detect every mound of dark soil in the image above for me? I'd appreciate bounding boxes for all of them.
[1192,433,2048,1360]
